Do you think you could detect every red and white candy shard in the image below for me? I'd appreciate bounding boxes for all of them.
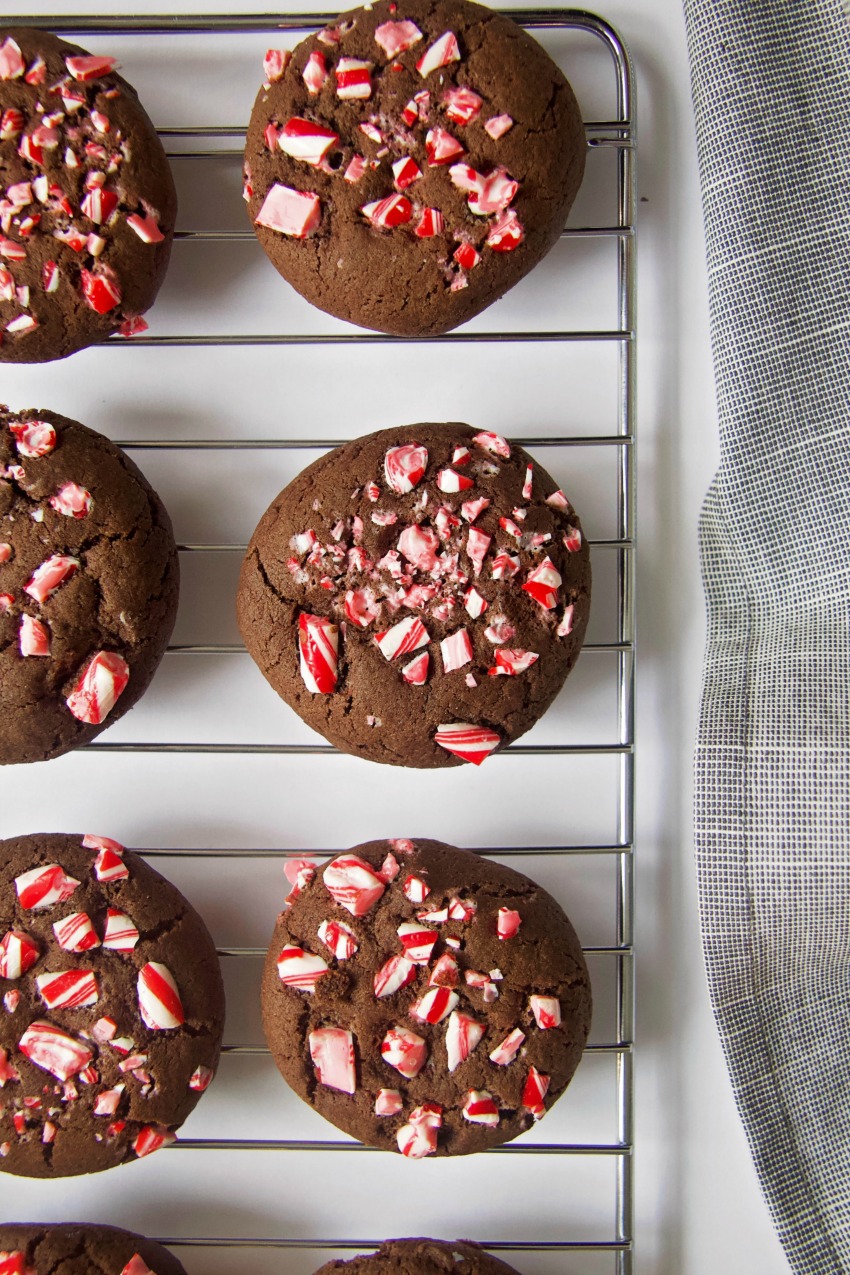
[464,587,488,619]
[375,1087,403,1116]
[415,207,444,237]
[374,953,417,998]
[84,833,125,855]
[436,467,473,494]
[23,554,78,604]
[530,994,561,1029]
[445,1011,485,1072]
[384,443,428,492]
[66,651,130,724]
[102,908,140,951]
[489,648,539,677]
[36,969,99,1009]
[392,156,422,189]
[93,1083,123,1115]
[487,209,524,251]
[127,214,164,247]
[465,527,491,576]
[563,525,582,552]
[440,628,473,673]
[434,722,500,766]
[381,1024,427,1078]
[344,154,367,182]
[522,1065,550,1118]
[472,431,511,459]
[49,481,92,518]
[303,50,328,93]
[137,962,185,1030]
[378,852,400,882]
[401,650,429,685]
[324,854,386,916]
[453,242,479,271]
[497,907,521,940]
[0,930,39,978]
[344,587,380,628]
[264,48,291,82]
[361,193,412,228]
[403,874,430,903]
[397,1107,440,1157]
[277,943,329,992]
[309,1026,356,1093]
[397,920,438,964]
[93,846,129,882]
[443,86,482,125]
[417,30,460,77]
[256,184,321,238]
[15,863,80,909]
[0,36,26,80]
[489,1026,525,1066]
[336,57,372,99]
[279,117,339,165]
[9,418,55,457]
[429,952,459,987]
[398,523,439,571]
[463,1090,499,1125]
[410,986,459,1024]
[133,1125,175,1158]
[425,128,464,166]
[189,1064,215,1092]
[485,113,514,139]
[374,19,423,56]
[92,1016,117,1043]
[448,896,476,922]
[120,1257,155,1275]
[66,54,118,80]
[376,614,429,661]
[81,268,122,314]
[298,612,339,693]
[318,919,358,959]
[522,557,561,610]
[18,1020,94,1081]
[19,615,49,657]
[557,605,575,638]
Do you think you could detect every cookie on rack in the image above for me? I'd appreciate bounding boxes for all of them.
[313,1238,522,1275]
[0,28,176,363]
[0,406,180,765]
[261,838,591,1157]
[0,1223,187,1274]
[237,422,590,768]
[243,0,586,335]
[0,831,225,1177]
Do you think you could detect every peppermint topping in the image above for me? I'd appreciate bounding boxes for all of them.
[318,918,359,959]
[188,1064,215,1092]
[530,994,561,1029]
[49,481,92,518]
[521,1065,550,1118]
[279,117,340,165]
[66,651,130,724]
[463,1090,499,1124]
[425,128,464,166]
[417,31,461,78]
[410,985,458,1024]
[93,846,129,882]
[403,874,430,903]
[18,1020,94,1081]
[121,1257,155,1275]
[133,1125,175,1157]
[472,431,511,459]
[401,650,429,685]
[36,968,99,1009]
[396,921,438,964]
[19,615,49,658]
[434,722,500,765]
[376,614,429,660]
[298,613,339,692]
[23,554,79,603]
[381,1024,427,1077]
[445,1010,485,1071]
[52,912,99,953]
[256,184,322,237]
[443,86,482,124]
[102,908,140,950]
[489,1026,526,1065]
[65,54,119,81]
[522,557,562,610]
[137,962,185,1030]
[374,20,423,57]
[309,1026,356,1092]
[336,57,373,100]
[496,907,521,940]
[440,628,473,673]
[0,930,40,979]
[303,51,328,94]
[15,864,80,909]
[397,1102,441,1156]
[9,419,55,457]
[489,648,539,676]
[429,952,460,987]
[324,854,386,915]
[485,114,514,139]
[277,944,329,992]
[0,38,26,81]
[361,193,412,228]
[264,49,292,82]
[375,1087,403,1115]
[374,953,417,998]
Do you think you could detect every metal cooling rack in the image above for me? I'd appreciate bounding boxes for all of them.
[9,9,635,1272]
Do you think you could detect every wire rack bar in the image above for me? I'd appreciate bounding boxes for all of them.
[5,8,636,1267]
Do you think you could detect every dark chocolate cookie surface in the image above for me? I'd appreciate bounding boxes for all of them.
[0,407,179,765]
[314,1238,521,1275]
[237,423,590,768]
[0,832,225,1178]
[0,1223,186,1275]
[0,28,176,363]
[262,838,591,1157]
[244,0,585,335]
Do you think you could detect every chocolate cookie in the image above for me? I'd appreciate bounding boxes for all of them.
[314,1239,522,1275]
[0,832,225,1177]
[243,0,585,335]
[0,1223,186,1275]
[0,28,176,363]
[262,838,591,1157]
[0,406,179,765]
[237,423,590,768]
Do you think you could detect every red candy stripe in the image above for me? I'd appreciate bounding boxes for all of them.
[376,614,429,661]
[445,1009,485,1072]
[496,907,522,940]
[132,1125,175,1157]
[374,954,417,998]
[309,1026,356,1092]
[23,555,78,604]
[9,418,55,456]
[65,54,118,81]
[462,1090,500,1125]
[324,854,386,916]
[94,847,130,882]
[410,985,459,1024]
[522,557,562,611]
[381,1024,427,1078]
[18,1020,94,1082]
[36,969,99,1009]
[521,1066,550,1118]
[416,31,460,78]
[434,722,500,766]
[298,613,339,693]
[15,863,80,909]
[102,908,139,951]
[137,962,185,1030]
[121,1257,155,1275]
[318,919,359,959]
[279,116,339,165]
[396,921,438,964]
[489,1026,526,1066]
[256,184,322,238]
[66,651,129,724]
[530,994,562,1029]
[374,19,423,56]
[0,930,40,978]
[276,944,329,992]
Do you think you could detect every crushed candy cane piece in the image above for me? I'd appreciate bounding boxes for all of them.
[521,1065,550,1118]
[9,418,55,457]
[133,1125,175,1157]
[303,51,328,94]
[487,208,524,251]
[392,155,423,189]
[530,994,562,1029]
[188,1064,215,1092]
[93,847,129,882]
[377,614,429,660]
[318,919,359,959]
[436,467,473,493]
[384,443,428,493]
[463,1090,499,1124]
[429,952,459,986]
[279,116,339,165]
[374,953,417,998]
[298,613,339,693]
[522,557,561,610]
[49,482,91,518]
[464,586,488,619]
[485,113,514,139]
[66,54,118,81]
[15,864,80,910]
[403,874,430,903]
[445,1010,485,1071]
[425,127,464,165]
[440,628,473,673]
[0,37,26,80]
[336,57,372,100]
[361,193,412,228]
[497,907,522,940]
[19,615,49,657]
[277,944,329,992]
[397,920,438,964]
[434,722,500,765]
[397,1102,441,1156]
[66,651,129,724]
[401,650,430,685]
[472,431,510,459]
[256,184,321,237]
[324,854,386,915]
[0,930,39,979]
[417,31,460,77]
[264,49,292,82]
[489,648,539,676]
[398,523,439,571]
[375,1087,403,1115]
[381,1024,427,1077]
[375,20,423,56]
[410,985,458,1024]
[18,1021,93,1081]
[36,969,99,1009]
[489,1026,526,1065]
[53,912,99,953]
[137,962,184,1030]
[309,1026,356,1092]
[102,908,139,951]
[24,554,78,603]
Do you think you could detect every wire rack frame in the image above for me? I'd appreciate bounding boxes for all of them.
[9,9,636,1271]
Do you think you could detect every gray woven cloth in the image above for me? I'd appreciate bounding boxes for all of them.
[684,1,850,1271]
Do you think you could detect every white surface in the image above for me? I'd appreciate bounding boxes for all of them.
[1,2,790,1272]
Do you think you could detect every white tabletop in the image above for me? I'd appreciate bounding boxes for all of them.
[1,2,789,1271]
